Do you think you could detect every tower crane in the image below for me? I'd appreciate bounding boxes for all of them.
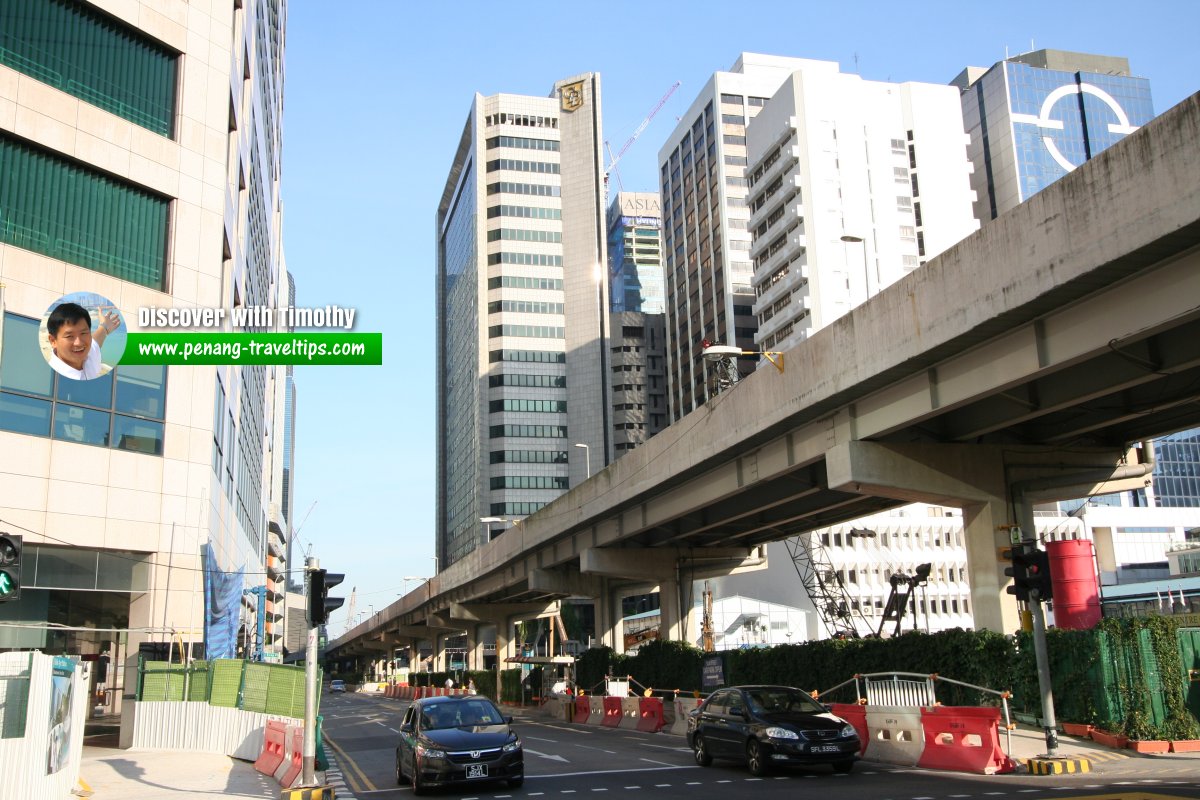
[604,80,681,199]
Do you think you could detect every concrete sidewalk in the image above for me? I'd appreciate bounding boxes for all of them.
[75,744,334,799]
[76,747,276,798]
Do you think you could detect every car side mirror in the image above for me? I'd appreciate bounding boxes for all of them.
[728,705,745,718]
[400,722,413,733]
[504,716,514,724]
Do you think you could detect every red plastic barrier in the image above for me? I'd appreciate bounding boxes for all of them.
[917,706,1016,774]
[637,697,664,733]
[253,720,287,776]
[278,726,304,787]
[602,697,623,727]
[830,703,869,755]
[574,695,591,723]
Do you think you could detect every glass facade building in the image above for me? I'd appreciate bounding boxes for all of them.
[954,49,1154,222]
[436,75,610,571]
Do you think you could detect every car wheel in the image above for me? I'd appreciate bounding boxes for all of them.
[746,739,768,776]
[833,760,855,774]
[411,761,427,796]
[693,734,713,767]
[508,776,525,789]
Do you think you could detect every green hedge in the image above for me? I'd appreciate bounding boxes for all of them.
[579,621,1197,741]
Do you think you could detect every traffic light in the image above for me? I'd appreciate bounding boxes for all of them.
[1004,541,1054,602]
[307,568,345,625]
[1002,542,1029,601]
[0,533,21,602]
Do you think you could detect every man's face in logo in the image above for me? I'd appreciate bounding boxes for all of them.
[48,318,93,370]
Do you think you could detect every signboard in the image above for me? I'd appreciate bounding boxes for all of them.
[47,656,76,774]
[701,653,724,690]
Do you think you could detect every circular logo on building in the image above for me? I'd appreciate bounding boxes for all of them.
[1012,83,1140,172]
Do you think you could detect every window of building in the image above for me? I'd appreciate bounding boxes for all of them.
[488,399,567,413]
[0,0,179,136]
[1,133,170,290]
[489,449,568,464]
[490,475,569,490]
[0,312,167,454]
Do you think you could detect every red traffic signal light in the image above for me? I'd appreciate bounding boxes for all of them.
[1003,541,1053,602]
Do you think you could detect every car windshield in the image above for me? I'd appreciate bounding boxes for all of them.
[420,700,504,731]
[744,688,825,714]
[331,681,343,687]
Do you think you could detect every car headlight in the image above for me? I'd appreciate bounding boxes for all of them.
[840,723,857,738]
[503,740,521,753]
[765,726,800,740]
[416,744,445,759]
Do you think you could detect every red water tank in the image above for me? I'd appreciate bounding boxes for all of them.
[1046,539,1101,630]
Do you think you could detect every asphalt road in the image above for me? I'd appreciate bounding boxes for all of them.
[319,693,1200,800]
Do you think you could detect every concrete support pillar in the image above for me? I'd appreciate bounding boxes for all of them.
[593,578,619,650]
[962,497,1019,634]
[470,624,486,671]
[657,576,689,644]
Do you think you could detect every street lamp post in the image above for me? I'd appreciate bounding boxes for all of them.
[430,555,438,575]
[574,442,591,480]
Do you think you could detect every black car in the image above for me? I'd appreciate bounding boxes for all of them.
[395,695,524,794]
[686,685,860,775]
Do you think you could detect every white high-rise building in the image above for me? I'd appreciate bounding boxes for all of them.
[746,63,979,354]
[436,75,611,570]
[0,0,291,686]
[658,54,824,421]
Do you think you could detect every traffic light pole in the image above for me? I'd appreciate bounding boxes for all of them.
[1029,591,1058,757]
[303,556,319,786]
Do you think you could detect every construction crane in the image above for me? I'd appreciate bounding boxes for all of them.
[604,80,681,199]
[783,531,874,639]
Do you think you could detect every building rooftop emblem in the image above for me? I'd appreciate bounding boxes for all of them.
[560,81,585,113]
[1010,82,1140,172]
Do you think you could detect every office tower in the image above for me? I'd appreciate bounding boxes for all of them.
[0,0,290,677]
[952,49,1154,223]
[747,62,979,353]
[436,74,610,570]
[659,54,829,421]
[606,193,667,454]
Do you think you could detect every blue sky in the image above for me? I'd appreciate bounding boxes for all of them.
[280,0,1199,632]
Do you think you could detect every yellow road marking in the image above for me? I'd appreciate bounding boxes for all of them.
[323,731,378,793]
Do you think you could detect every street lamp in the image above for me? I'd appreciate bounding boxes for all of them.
[400,576,428,597]
[430,555,438,575]
[574,443,591,480]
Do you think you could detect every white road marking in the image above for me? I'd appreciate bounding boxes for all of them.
[639,758,675,766]
[527,736,559,742]
[524,748,569,762]
[572,744,616,754]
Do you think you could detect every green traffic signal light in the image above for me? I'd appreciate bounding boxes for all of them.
[0,533,22,602]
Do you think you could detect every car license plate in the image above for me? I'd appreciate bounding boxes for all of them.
[466,764,488,779]
[811,745,841,753]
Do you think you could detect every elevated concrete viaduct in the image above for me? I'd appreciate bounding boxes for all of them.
[329,93,1200,676]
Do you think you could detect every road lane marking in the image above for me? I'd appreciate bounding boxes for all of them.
[525,748,569,762]
[571,743,616,754]
[527,735,559,742]
[527,766,698,780]
[639,758,675,766]
[322,732,377,794]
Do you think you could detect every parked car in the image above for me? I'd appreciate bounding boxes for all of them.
[328,680,346,693]
[686,685,860,775]
[396,695,524,794]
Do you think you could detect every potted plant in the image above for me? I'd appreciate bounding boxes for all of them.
[1160,714,1200,753]
[1123,710,1169,753]
[1061,721,1094,738]
[1089,728,1128,749]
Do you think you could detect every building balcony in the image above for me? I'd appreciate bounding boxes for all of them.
[753,257,809,314]
[752,232,806,288]
[747,175,803,232]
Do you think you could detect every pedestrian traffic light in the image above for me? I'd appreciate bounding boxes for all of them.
[307,568,345,626]
[1003,541,1054,603]
[0,533,21,602]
